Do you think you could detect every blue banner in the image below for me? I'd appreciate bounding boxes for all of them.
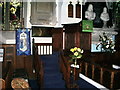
[16,28,31,55]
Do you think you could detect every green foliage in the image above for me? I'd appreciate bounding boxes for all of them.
[96,32,116,53]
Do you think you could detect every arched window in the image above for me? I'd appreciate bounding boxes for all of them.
[68,1,73,17]
[76,1,81,18]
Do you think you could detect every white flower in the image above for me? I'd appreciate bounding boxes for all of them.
[102,37,106,41]
[81,50,84,53]
[106,45,109,48]
[77,48,81,52]
[111,45,115,49]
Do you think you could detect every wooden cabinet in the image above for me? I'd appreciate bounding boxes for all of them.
[63,22,91,51]
[2,44,16,69]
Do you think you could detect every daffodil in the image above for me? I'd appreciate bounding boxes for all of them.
[70,48,74,52]
[74,47,77,51]
[69,47,83,62]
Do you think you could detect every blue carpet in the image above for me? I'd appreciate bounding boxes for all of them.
[40,51,66,88]
[29,79,39,90]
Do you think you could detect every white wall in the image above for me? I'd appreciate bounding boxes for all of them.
[0,31,15,44]
[61,0,82,24]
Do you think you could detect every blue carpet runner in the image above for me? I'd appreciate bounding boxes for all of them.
[40,52,66,88]
[29,79,39,90]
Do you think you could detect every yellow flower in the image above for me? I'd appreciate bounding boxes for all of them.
[70,48,74,52]
[74,47,77,51]
[74,52,78,56]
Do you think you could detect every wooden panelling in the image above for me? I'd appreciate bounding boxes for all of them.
[63,22,91,51]
[52,28,63,51]
[65,33,75,49]
[80,32,91,50]
[2,44,16,69]
[16,55,34,78]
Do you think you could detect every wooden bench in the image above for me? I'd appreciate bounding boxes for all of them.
[2,62,13,89]
[80,52,120,89]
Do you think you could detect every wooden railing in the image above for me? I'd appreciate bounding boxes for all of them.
[34,54,44,88]
[60,53,80,89]
[80,61,120,89]
[60,51,120,89]
[59,53,71,88]
[33,42,44,88]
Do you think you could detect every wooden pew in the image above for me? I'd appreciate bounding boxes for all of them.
[2,62,13,89]
[80,52,120,89]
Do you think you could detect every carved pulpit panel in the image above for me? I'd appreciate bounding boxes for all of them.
[30,2,56,26]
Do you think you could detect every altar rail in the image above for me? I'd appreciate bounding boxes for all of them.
[34,43,52,55]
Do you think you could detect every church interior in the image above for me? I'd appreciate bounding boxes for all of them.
[0,0,120,89]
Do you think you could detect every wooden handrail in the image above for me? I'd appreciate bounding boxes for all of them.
[60,53,73,88]
[32,41,44,89]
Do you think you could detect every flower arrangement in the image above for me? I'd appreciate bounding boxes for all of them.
[96,32,116,53]
[69,47,83,62]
